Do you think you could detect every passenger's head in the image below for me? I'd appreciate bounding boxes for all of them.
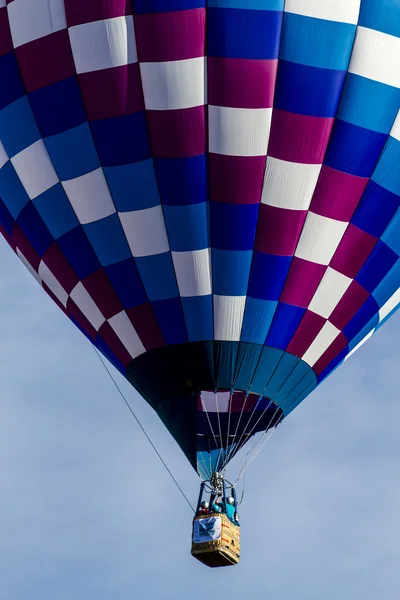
[226,496,234,505]
[201,501,209,509]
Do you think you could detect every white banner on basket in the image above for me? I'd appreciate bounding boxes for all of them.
[193,516,222,544]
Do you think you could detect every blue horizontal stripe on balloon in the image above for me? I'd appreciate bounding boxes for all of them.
[33,184,79,239]
[29,77,86,138]
[155,156,208,206]
[274,60,346,117]
[0,96,40,158]
[343,296,380,342]
[212,249,252,296]
[355,241,398,293]
[135,253,179,301]
[181,296,213,342]
[207,8,283,59]
[247,252,291,301]
[280,13,356,71]
[45,123,100,181]
[324,119,388,178]
[163,203,209,251]
[265,302,305,350]
[337,74,400,134]
[210,202,259,251]
[351,181,400,238]
[58,226,101,280]
[104,161,161,212]
[134,0,205,12]
[90,112,151,166]
[0,53,25,111]
[152,297,189,345]
[358,0,400,37]
[83,215,132,267]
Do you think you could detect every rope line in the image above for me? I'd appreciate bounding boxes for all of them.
[93,346,195,513]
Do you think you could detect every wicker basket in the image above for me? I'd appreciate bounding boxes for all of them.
[191,512,240,568]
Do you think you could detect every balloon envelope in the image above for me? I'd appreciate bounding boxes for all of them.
[0,0,399,478]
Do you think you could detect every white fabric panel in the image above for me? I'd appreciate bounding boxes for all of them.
[62,168,115,225]
[8,0,67,48]
[345,330,374,361]
[349,27,400,89]
[302,322,340,367]
[0,141,8,170]
[208,106,272,157]
[119,205,169,257]
[193,516,222,543]
[11,140,59,200]
[69,16,137,74]
[108,311,145,359]
[295,212,347,265]
[379,288,400,322]
[391,109,400,142]
[16,249,41,284]
[284,0,360,24]
[38,261,68,307]
[201,391,230,414]
[213,295,246,341]
[261,157,321,210]
[0,1,6,7]
[70,282,105,330]
[172,249,212,297]
[140,58,206,110]
[308,267,352,318]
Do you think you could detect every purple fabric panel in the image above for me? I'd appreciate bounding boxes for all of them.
[43,242,79,293]
[83,269,123,319]
[255,204,307,256]
[231,392,261,412]
[286,310,325,357]
[329,280,369,330]
[0,7,12,57]
[15,30,76,93]
[280,258,326,308]
[311,166,369,222]
[127,303,165,351]
[134,9,206,62]
[67,298,97,340]
[208,57,277,109]
[147,106,206,158]
[79,64,144,120]
[65,0,132,26]
[11,226,41,271]
[330,223,377,278]
[98,322,132,367]
[209,154,266,204]
[313,332,347,376]
[268,109,333,164]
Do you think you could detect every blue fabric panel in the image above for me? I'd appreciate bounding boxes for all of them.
[247,252,291,301]
[348,321,377,352]
[135,252,179,301]
[355,241,398,293]
[163,203,209,251]
[343,296,380,342]
[83,214,131,267]
[372,137,400,197]
[233,342,263,390]
[33,183,79,239]
[215,340,238,389]
[211,202,259,251]
[181,295,213,342]
[372,260,400,308]
[265,302,306,349]
[104,258,147,309]
[264,352,300,401]
[249,346,284,395]
[104,160,160,212]
[280,376,316,416]
[90,112,151,166]
[280,14,356,71]
[273,358,313,406]
[0,97,40,157]
[317,349,348,384]
[152,298,189,345]
[324,119,388,178]
[57,227,100,279]
[0,53,25,111]
[240,298,277,344]
[381,208,400,255]
[45,123,100,181]
[16,203,53,257]
[0,162,30,219]
[274,60,346,117]
[337,74,400,134]
[29,77,86,138]
[208,0,283,8]
[351,181,399,238]
[134,0,205,12]
[0,200,15,237]
[358,0,400,37]
[207,8,282,59]
[96,336,126,375]
[212,249,252,296]
[155,156,208,206]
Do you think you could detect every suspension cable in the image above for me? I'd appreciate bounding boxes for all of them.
[92,346,195,513]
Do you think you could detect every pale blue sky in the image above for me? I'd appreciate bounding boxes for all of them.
[0,235,400,599]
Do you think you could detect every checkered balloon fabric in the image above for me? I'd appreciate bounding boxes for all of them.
[0,0,399,477]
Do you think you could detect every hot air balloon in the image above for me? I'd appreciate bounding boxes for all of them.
[0,0,399,567]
